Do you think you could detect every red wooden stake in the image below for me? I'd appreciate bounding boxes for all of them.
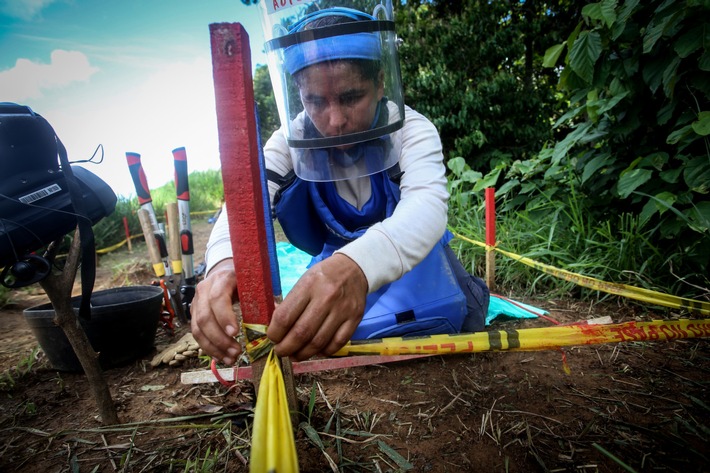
[123,216,132,252]
[485,187,496,247]
[485,187,496,291]
[209,23,274,326]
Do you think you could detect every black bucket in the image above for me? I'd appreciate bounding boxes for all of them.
[23,286,164,372]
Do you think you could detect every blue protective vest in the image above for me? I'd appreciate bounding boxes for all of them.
[269,168,467,340]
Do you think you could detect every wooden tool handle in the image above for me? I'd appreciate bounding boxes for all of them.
[138,209,165,277]
[166,202,183,276]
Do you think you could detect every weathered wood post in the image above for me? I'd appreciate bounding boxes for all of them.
[39,230,120,425]
[209,23,296,407]
[485,187,496,292]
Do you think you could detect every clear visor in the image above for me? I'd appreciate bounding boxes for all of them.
[260,2,405,181]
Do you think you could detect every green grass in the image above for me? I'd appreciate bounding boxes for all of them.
[0,346,41,391]
[447,186,709,303]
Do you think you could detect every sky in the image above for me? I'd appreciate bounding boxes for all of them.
[1,0,269,198]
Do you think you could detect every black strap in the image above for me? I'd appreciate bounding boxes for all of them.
[387,163,403,185]
[266,168,294,188]
[265,19,396,52]
[56,136,96,320]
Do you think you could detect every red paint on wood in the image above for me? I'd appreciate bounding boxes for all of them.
[209,23,274,326]
[485,187,496,246]
[213,354,432,380]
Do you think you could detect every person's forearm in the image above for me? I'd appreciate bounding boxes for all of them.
[204,205,234,275]
[206,257,234,278]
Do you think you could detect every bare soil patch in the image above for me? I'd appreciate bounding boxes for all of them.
[0,218,708,472]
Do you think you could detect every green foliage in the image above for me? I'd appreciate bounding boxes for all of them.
[449,188,670,300]
[184,169,226,212]
[396,1,576,171]
[0,346,41,391]
[481,0,710,296]
[254,64,279,146]
[446,157,483,211]
[219,0,710,299]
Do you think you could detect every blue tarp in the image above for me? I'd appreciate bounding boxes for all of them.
[276,241,312,297]
[276,242,547,325]
[486,295,546,325]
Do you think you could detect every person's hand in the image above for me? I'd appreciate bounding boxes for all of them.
[190,259,242,365]
[267,253,368,361]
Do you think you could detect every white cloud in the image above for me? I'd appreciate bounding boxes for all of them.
[41,56,222,198]
[0,0,57,21]
[0,49,99,101]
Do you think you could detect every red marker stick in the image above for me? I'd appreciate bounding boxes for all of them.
[485,187,496,290]
[209,22,274,326]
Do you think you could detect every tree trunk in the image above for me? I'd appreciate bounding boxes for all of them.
[38,229,120,425]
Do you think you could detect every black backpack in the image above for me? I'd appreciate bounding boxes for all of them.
[0,103,116,316]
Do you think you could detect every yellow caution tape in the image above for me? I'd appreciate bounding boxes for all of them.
[249,349,299,473]
[333,318,710,356]
[95,209,220,255]
[95,233,144,254]
[96,239,129,254]
[452,231,710,316]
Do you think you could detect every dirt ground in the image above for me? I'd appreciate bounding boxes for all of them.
[0,217,708,473]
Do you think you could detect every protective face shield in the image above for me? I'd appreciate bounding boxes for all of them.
[260,1,405,181]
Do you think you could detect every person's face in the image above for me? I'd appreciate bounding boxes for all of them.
[297,61,384,139]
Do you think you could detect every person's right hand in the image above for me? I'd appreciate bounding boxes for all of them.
[267,253,368,361]
[190,258,242,365]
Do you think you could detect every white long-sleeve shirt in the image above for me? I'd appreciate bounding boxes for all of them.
[205,105,449,294]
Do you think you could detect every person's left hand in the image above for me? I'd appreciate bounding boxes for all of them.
[266,253,368,361]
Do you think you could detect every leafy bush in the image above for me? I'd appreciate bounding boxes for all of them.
[396,1,567,169]
[473,0,709,297]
